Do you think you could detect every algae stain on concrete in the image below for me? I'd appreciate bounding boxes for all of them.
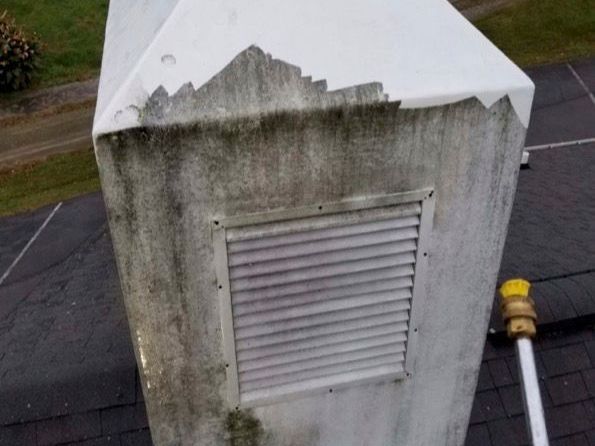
[226,410,265,446]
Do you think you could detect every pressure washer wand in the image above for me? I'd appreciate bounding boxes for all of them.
[499,279,550,446]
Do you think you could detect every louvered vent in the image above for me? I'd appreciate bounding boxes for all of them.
[213,191,434,406]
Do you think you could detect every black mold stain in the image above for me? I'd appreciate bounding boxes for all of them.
[226,409,265,446]
[141,45,390,127]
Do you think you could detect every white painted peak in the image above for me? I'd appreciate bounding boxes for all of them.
[93,0,535,138]
[95,0,182,130]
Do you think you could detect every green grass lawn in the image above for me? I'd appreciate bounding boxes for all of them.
[0,149,100,217]
[476,0,595,66]
[2,0,108,88]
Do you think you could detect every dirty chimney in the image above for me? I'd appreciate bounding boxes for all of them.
[93,1,534,445]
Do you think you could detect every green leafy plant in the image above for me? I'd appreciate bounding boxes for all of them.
[0,10,41,92]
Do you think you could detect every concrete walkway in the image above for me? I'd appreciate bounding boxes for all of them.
[452,0,522,21]
[0,108,94,166]
[0,79,97,168]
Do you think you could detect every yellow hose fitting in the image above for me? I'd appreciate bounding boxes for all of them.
[499,279,537,339]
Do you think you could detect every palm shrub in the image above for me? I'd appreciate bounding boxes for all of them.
[0,10,41,92]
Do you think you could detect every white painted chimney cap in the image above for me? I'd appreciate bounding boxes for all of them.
[94,0,535,137]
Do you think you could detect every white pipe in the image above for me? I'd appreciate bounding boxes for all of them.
[515,337,550,446]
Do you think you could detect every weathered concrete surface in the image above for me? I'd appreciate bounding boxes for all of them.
[95,45,526,446]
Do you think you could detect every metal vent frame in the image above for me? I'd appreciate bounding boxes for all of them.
[212,189,435,408]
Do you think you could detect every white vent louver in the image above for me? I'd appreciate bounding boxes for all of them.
[213,190,434,407]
